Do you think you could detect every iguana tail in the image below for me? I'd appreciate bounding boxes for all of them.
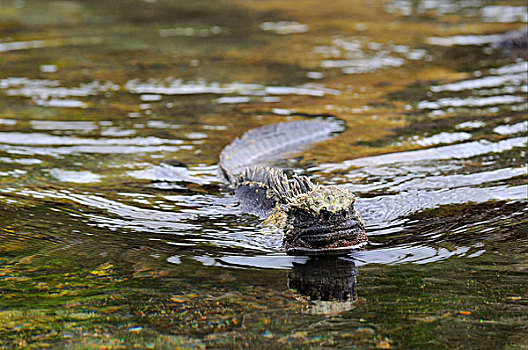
[219,119,344,184]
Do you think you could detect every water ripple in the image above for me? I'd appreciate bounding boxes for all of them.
[0,132,183,146]
[321,137,526,171]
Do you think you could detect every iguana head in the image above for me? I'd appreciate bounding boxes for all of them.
[279,186,367,254]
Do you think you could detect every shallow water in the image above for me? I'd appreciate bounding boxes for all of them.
[0,0,527,348]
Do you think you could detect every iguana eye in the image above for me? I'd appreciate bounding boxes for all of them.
[321,210,330,221]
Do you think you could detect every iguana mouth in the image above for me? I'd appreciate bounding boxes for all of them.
[285,239,367,255]
[284,225,366,255]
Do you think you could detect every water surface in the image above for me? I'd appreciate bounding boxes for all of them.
[0,0,526,348]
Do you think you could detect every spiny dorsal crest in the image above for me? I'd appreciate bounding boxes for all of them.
[238,166,315,203]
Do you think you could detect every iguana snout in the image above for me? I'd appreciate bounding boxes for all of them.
[282,186,367,254]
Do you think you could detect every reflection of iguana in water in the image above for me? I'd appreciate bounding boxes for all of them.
[290,256,358,314]
[219,119,367,255]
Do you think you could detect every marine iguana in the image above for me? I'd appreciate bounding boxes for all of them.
[219,119,367,255]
